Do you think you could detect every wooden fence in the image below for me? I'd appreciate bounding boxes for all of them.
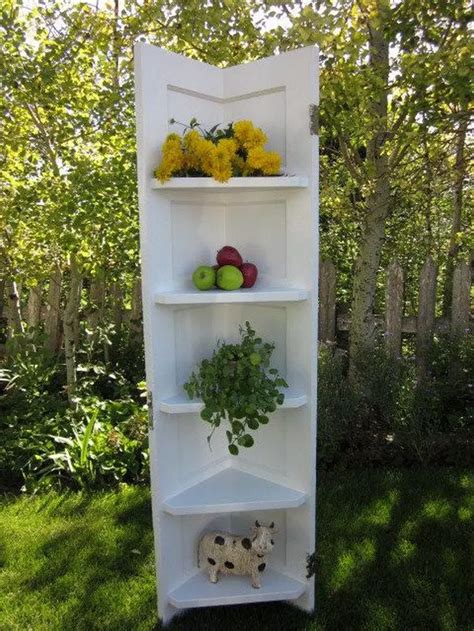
[319,257,472,373]
[1,257,472,370]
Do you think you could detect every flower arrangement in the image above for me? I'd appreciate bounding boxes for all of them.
[155,118,282,183]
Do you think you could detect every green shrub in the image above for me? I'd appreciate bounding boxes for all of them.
[317,345,358,466]
[0,331,148,492]
[317,334,473,468]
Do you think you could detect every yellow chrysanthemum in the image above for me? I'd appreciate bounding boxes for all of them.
[246,146,281,175]
[233,120,267,150]
[154,134,185,182]
[217,137,238,159]
[182,130,217,174]
[199,140,218,175]
[210,145,233,182]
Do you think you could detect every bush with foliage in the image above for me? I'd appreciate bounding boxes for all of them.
[0,329,148,492]
[317,334,473,469]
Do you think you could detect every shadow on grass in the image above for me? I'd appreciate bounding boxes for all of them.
[163,601,314,631]
[5,469,473,631]
[314,469,474,630]
[17,488,157,631]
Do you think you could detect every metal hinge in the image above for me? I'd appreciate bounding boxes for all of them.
[309,104,319,135]
[147,390,154,430]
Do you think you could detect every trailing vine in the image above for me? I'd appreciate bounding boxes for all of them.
[184,322,288,455]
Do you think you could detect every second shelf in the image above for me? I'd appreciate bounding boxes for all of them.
[155,287,309,305]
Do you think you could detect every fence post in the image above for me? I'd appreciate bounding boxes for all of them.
[129,276,143,343]
[318,259,336,343]
[451,260,470,336]
[416,257,437,379]
[385,260,404,359]
[64,254,83,407]
[27,285,42,329]
[44,261,62,353]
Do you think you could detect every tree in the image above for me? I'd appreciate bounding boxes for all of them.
[267,0,472,363]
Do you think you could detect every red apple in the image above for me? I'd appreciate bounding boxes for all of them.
[240,262,258,288]
[217,245,243,268]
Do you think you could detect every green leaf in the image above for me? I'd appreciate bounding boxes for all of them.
[80,409,98,466]
[247,418,259,430]
[231,420,244,434]
[238,434,254,448]
[228,444,239,456]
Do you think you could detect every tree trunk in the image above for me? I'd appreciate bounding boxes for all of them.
[64,255,82,407]
[44,262,62,354]
[443,111,469,315]
[349,1,390,364]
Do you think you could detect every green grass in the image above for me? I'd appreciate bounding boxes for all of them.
[0,469,472,630]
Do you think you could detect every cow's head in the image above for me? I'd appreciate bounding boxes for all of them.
[251,520,277,555]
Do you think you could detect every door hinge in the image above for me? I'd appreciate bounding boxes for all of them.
[147,390,154,430]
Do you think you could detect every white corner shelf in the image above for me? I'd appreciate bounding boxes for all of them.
[168,568,306,608]
[155,287,309,305]
[159,387,307,414]
[151,175,308,191]
[161,468,307,515]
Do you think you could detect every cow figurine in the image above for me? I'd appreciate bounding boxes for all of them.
[198,520,276,588]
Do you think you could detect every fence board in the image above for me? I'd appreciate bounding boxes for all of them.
[44,262,62,353]
[27,286,42,329]
[385,260,404,358]
[416,257,437,379]
[451,260,470,335]
[318,260,336,343]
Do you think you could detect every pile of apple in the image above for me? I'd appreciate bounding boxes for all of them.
[192,246,258,291]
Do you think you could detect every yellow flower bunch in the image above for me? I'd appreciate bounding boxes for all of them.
[154,133,184,182]
[233,120,267,151]
[154,120,281,183]
[246,146,281,176]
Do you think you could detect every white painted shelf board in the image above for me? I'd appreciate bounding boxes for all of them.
[151,175,308,191]
[168,568,306,608]
[159,387,308,414]
[161,468,307,515]
[155,287,309,305]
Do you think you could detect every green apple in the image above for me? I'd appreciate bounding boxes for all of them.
[192,265,216,290]
[216,265,244,290]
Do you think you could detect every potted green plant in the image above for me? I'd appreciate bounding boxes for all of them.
[184,322,288,455]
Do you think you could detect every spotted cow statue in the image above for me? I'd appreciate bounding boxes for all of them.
[198,520,277,588]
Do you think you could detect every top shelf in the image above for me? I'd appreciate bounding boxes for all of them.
[151,175,308,191]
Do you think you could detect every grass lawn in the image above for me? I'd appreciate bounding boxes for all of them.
[0,468,472,631]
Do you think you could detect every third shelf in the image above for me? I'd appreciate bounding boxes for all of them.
[160,387,307,414]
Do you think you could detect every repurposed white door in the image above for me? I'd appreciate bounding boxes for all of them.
[134,43,319,625]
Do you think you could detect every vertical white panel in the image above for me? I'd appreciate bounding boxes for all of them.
[135,43,318,624]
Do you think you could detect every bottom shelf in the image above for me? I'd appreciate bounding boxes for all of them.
[168,568,306,608]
